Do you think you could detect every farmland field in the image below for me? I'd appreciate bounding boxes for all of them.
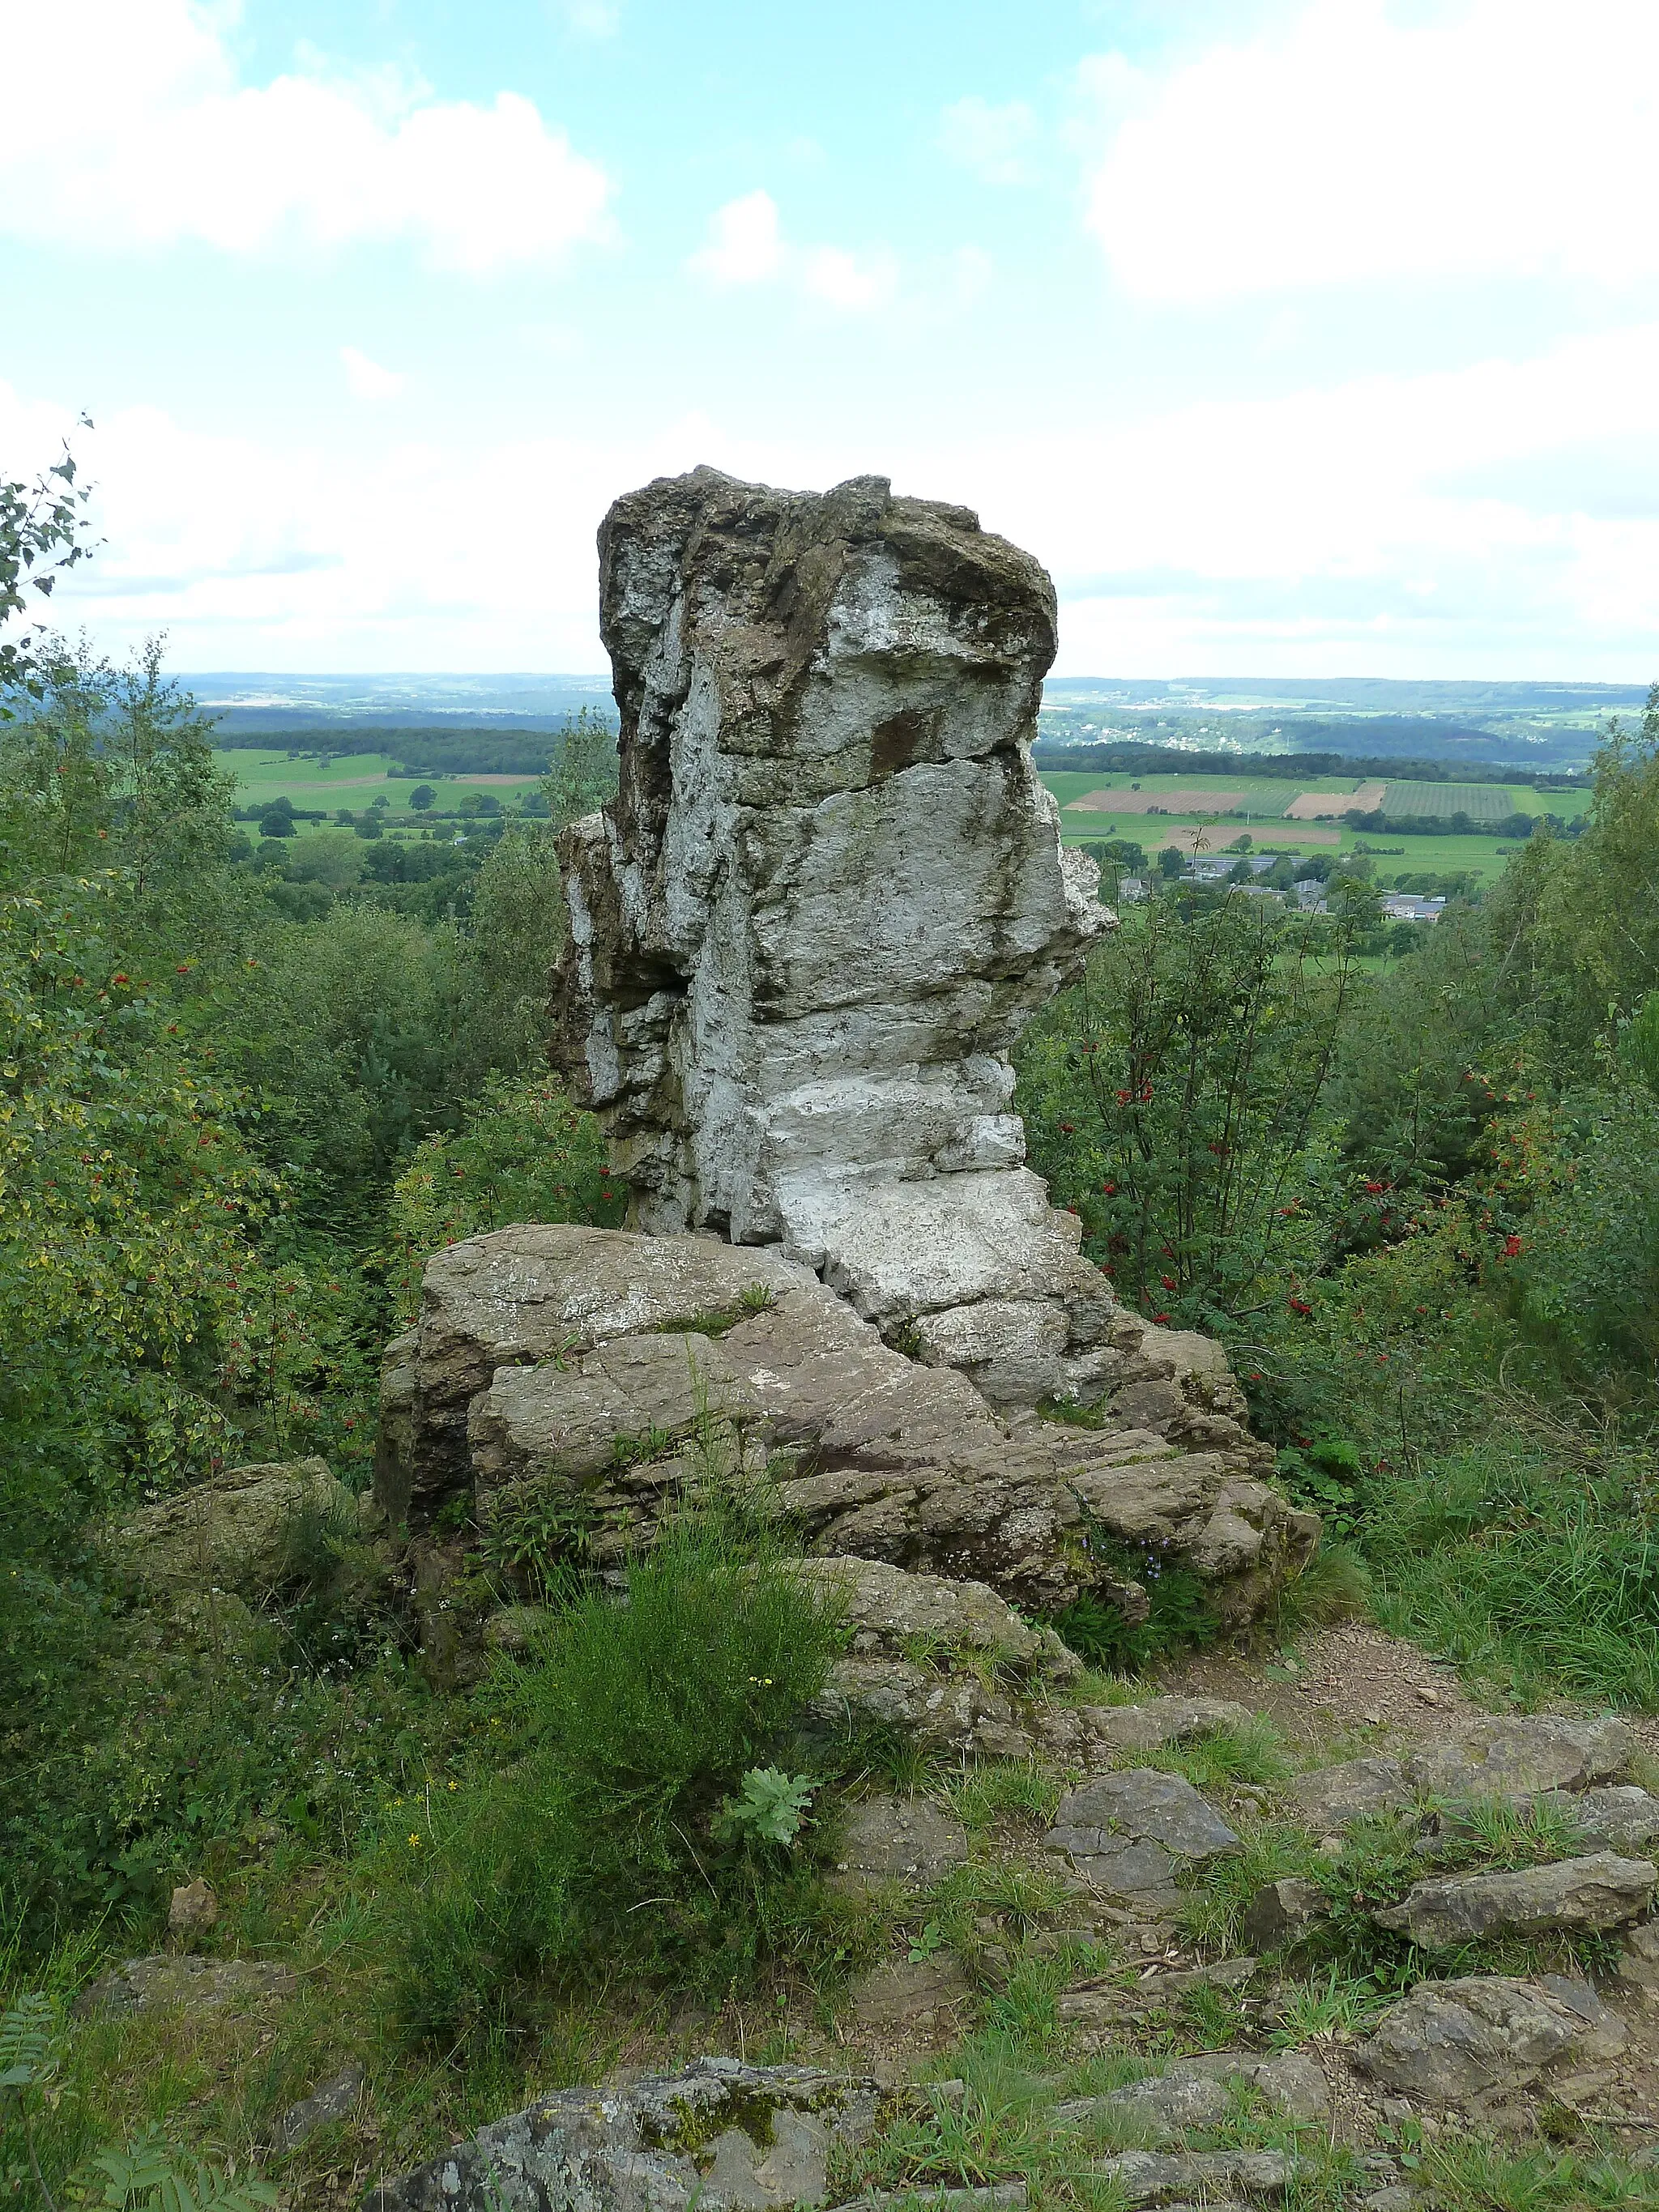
[214,749,544,813]
[1381,779,1514,820]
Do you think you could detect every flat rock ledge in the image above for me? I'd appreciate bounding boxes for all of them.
[377,1224,1312,1624]
[364,2058,889,2212]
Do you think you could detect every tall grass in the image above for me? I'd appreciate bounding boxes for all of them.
[389,1506,856,2040]
[1367,1426,1659,1707]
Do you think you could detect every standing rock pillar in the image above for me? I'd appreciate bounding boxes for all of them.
[553,466,1128,1407]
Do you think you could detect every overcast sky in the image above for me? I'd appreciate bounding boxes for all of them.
[5,0,1659,679]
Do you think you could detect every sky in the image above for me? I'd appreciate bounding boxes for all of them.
[4,0,1659,680]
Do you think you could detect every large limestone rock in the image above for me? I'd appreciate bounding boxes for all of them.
[106,1459,355,1600]
[553,467,1100,1243]
[551,467,1132,1406]
[1356,1975,1627,2104]
[365,2058,887,2212]
[1371,1852,1656,1947]
[376,1225,1313,1620]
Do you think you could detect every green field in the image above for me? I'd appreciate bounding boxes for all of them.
[1042,766,1589,888]
[1381,779,1514,820]
[215,749,544,816]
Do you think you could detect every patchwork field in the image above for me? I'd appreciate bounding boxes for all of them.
[214,750,544,813]
[1284,779,1386,818]
[1067,785,1248,814]
[1381,779,1515,820]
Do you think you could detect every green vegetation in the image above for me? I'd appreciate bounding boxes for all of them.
[1023,682,1659,1712]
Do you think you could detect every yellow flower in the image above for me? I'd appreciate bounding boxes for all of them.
[407,1832,422,1846]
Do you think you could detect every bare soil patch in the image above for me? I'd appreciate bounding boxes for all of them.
[1284,781,1386,820]
[1159,1619,1485,1751]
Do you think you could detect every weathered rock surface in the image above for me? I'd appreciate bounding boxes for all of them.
[791,1556,1081,1682]
[847,1954,975,2031]
[271,2064,365,2154]
[106,1459,354,1598]
[365,2058,886,2212]
[79,1955,297,2018]
[1091,2150,1291,2204]
[1356,1975,1627,2103]
[1079,1698,1256,1754]
[1616,1920,1659,1994]
[827,1793,970,1894]
[551,467,1100,1259]
[1045,1771,1241,1898]
[1401,1715,1631,1800]
[1056,2053,1326,2140]
[1282,1758,1413,1831]
[1373,1852,1656,1946]
[1242,1877,1328,1953]
[377,1227,1311,1621]
[1539,1785,1659,1855]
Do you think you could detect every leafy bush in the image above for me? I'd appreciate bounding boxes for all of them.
[390,1508,853,2036]
[385,1073,624,1322]
[1017,892,1354,1328]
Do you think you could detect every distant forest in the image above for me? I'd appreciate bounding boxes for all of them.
[1031,740,1588,787]
[211,722,612,776]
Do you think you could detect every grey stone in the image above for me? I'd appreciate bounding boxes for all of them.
[828,1795,970,1894]
[1241,1877,1328,1952]
[1616,1918,1659,1993]
[78,1955,297,2018]
[365,2058,885,2212]
[1079,1698,1256,1754]
[791,1558,1081,1684]
[551,467,1103,1260]
[847,1955,974,2031]
[105,1459,355,1600]
[382,1232,1307,1621]
[1402,1716,1631,1801]
[1091,2150,1290,2205]
[1373,1852,1655,1946]
[1537,1785,1659,1855]
[1046,1771,1241,1896]
[1360,2189,1417,2212]
[1055,2052,1325,2139]
[1356,1975,1628,2103]
[1177,2053,1328,2123]
[374,1225,814,1519]
[272,2064,365,2153]
[1056,2073,1231,2137]
[1283,1758,1411,1831]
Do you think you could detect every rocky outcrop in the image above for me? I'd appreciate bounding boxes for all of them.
[105,1458,355,1600]
[376,1225,1313,1621]
[552,467,1103,1251]
[365,2058,889,2212]
[1371,1853,1656,1947]
[1043,1771,1243,1902]
[1356,1975,1628,2104]
[548,467,1178,1413]
[376,471,1311,1635]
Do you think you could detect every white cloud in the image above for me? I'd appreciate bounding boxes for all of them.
[0,0,610,273]
[14,320,1659,678]
[340,347,405,401]
[801,245,898,312]
[1085,0,1659,300]
[561,0,621,32]
[687,192,896,311]
[687,191,787,286]
[938,96,1036,185]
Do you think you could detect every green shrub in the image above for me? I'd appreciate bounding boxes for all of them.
[390,1507,854,2036]
[385,1073,624,1323]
